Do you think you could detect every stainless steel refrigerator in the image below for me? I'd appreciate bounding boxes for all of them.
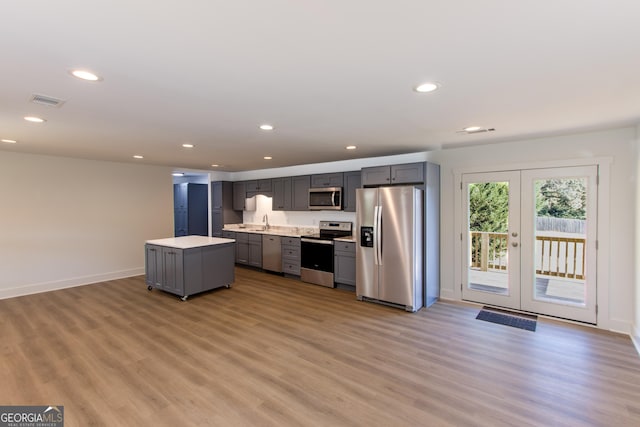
[356,186,423,312]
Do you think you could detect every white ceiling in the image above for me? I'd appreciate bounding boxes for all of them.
[2,1,639,172]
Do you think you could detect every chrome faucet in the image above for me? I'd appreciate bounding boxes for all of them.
[262,214,270,230]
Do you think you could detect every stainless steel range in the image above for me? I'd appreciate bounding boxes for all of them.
[300,221,352,287]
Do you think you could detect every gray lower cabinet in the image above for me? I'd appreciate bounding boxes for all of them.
[234,232,262,268]
[145,242,234,300]
[222,231,236,262]
[248,234,262,268]
[281,237,301,275]
[334,241,356,288]
[145,244,163,288]
[235,232,249,264]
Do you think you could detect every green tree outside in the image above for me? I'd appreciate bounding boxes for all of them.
[535,178,586,219]
[469,178,587,233]
[468,182,509,232]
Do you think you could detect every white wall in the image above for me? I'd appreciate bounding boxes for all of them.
[634,124,640,351]
[428,126,637,333]
[0,151,174,299]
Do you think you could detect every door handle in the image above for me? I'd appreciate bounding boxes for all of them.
[512,242,519,247]
[511,232,518,237]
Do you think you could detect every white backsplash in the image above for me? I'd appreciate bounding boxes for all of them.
[243,195,356,228]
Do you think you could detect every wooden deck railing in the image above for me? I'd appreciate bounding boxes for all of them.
[470,231,586,280]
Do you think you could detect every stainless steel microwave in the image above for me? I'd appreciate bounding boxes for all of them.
[308,187,343,210]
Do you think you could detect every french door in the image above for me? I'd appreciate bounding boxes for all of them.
[462,166,598,324]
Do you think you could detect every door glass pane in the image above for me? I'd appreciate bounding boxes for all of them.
[532,177,587,306]
[467,182,510,294]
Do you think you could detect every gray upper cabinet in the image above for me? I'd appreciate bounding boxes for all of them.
[360,165,391,186]
[211,181,242,237]
[343,171,361,212]
[310,173,343,188]
[361,162,425,187]
[272,177,292,211]
[246,179,272,195]
[232,181,247,211]
[291,175,311,211]
[391,162,424,184]
[212,181,223,209]
[273,175,310,211]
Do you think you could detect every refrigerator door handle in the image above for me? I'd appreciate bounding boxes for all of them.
[373,205,380,265]
[376,204,383,266]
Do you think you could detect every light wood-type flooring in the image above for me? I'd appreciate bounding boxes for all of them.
[1,267,639,426]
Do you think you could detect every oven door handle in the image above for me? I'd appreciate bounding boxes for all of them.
[301,238,334,245]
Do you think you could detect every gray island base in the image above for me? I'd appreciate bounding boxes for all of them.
[145,236,235,301]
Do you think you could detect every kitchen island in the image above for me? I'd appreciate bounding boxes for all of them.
[145,235,235,300]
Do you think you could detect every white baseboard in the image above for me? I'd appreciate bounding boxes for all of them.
[0,268,144,300]
[603,318,632,335]
[439,288,456,300]
[632,325,640,357]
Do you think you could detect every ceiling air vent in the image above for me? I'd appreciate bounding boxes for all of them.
[30,93,66,108]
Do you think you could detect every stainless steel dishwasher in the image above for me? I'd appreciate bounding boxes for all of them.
[262,234,282,272]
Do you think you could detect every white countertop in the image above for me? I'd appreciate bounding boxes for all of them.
[146,235,235,249]
[223,224,317,238]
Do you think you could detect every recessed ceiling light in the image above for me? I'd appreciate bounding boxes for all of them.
[1,139,17,144]
[414,82,439,93]
[24,116,46,123]
[346,145,357,150]
[70,69,102,82]
[172,172,184,177]
[211,164,220,167]
[182,143,194,148]
[458,126,496,135]
[264,156,272,160]
[259,124,274,131]
[133,155,144,159]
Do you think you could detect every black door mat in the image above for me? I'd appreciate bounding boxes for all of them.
[476,307,537,331]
